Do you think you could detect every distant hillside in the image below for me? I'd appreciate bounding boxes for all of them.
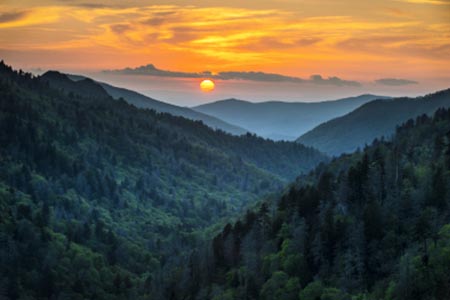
[193,94,387,140]
[43,72,247,135]
[297,89,450,156]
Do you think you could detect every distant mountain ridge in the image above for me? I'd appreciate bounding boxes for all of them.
[41,71,248,136]
[41,71,109,98]
[193,94,389,140]
[297,88,450,156]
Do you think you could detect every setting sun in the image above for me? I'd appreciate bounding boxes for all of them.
[200,79,215,92]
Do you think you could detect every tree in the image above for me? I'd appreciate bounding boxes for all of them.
[415,209,433,256]
[260,271,291,300]
[299,281,323,300]
[428,166,447,209]
[363,199,383,242]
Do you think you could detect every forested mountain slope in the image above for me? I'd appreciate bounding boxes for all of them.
[0,62,326,300]
[298,89,450,156]
[193,95,387,140]
[177,108,450,300]
[43,71,248,135]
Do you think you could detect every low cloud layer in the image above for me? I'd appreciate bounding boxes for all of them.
[310,75,361,87]
[0,11,28,23]
[103,64,361,87]
[375,78,418,86]
[55,0,112,9]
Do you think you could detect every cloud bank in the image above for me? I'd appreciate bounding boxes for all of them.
[0,11,28,23]
[375,78,418,86]
[103,64,361,87]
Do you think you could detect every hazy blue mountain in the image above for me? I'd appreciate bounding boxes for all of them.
[43,72,248,135]
[192,94,388,140]
[297,89,450,156]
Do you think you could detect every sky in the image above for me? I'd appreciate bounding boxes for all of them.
[0,0,449,105]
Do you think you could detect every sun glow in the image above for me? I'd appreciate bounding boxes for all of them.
[0,2,448,86]
[200,79,215,92]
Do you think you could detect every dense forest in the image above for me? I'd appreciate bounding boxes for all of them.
[0,62,326,300]
[177,108,450,299]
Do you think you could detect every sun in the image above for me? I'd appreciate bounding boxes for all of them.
[200,79,215,92]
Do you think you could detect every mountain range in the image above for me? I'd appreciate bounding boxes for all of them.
[298,89,450,156]
[192,95,388,140]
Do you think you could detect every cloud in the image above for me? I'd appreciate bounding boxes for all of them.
[103,64,361,86]
[76,3,111,9]
[398,0,450,5]
[142,17,166,26]
[106,64,205,78]
[0,7,62,29]
[216,71,303,82]
[375,78,418,86]
[237,36,322,51]
[337,35,418,50]
[310,75,361,87]
[141,11,177,26]
[0,11,28,23]
[110,24,132,34]
[55,0,114,9]
[335,33,450,60]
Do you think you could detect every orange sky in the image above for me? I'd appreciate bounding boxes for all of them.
[0,0,449,103]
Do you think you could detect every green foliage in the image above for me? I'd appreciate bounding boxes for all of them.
[299,281,324,300]
[260,271,299,300]
[211,289,235,300]
[0,62,326,299]
[193,107,450,299]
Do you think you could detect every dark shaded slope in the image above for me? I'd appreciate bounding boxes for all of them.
[178,107,450,300]
[41,71,110,98]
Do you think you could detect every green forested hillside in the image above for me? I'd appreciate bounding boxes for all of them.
[297,90,450,156]
[0,62,326,299]
[180,109,450,300]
